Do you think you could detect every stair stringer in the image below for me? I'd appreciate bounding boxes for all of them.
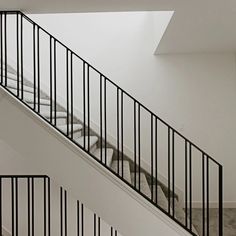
[0,86,193,236]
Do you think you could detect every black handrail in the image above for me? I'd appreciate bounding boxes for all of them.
[0,11,223,236]
[0,175,119,236]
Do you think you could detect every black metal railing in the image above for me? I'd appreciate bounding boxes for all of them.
[0,175,119,236]
[0,11,223,236]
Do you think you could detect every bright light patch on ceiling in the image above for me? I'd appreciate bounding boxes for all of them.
[151,11,174,54]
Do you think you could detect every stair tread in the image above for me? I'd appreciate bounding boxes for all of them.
[75,136,98,148]
[170,198,199,235]
[41,111,67,118]
[25,97,50,105]
[131,172,151,198]
[6,79,33,92]
[93,148,113,167]
[58,124,83,133]
[0,71,21,81]
[111,160,131,183]
[151,185,169,211]
[8,86,34,95]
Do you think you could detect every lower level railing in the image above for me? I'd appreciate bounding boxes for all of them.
[0,175,120,236]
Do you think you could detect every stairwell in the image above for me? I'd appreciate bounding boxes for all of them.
[0,11,223,236]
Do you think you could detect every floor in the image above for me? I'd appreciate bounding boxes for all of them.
[192,208,236,236]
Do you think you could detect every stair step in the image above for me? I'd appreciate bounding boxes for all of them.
[8,87,34,96]
[58,124,82,133]
[131,172,151,198]
[0,65,16,74]
[25,96,50,106]
[6,79,34,93]
[75,136,98,152]
[41,111,67,125]
[151,185,169,211]
[170,198,199,235]
[111,160,131,183]
[41,111,67,118]
[0,71,21,82]
[93,148,114,167]
[58,124,83,139]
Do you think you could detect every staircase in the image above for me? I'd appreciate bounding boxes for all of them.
[0,11,223,236]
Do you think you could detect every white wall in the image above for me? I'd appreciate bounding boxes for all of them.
[2,12,236,205]
[0,140,121,236]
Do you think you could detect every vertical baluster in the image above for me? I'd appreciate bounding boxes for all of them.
[4,13,7,87]
[206,156,209,236]
[189,144,192,231]
[121,91,124,178]
[16,13,19,97]
[0,13,3,84]
[151,114,153,201]
[27,177,30,236]
[202,153,205,236]
[20,14,23,99]
[48,177,51,236]
[44,177,46,236]
[111,227,113,236]
[70,52,73,139]
[64,190,67,236]
[98,217,100,236]
[155,117,158,204]
[168,127,171,213]
[104,78,107,165]
[100,75,103,162]
[134,101,137,188]
[66,49,69,136]
[138,104,141,191]
[54,39,57,126]
[94,214,96,236]
[185,140,188,227]
[117,88,120,175]
[0,13,2,85]
[219,165,223,236]
[32,178,34,236]
[81,203,84,236]
[49,37,52,123]
[77,201,80,236]
[87,65,90,152]
[83,62,86,149]
[115,230,117,236]
[37,26,40,112]
[60,187,63,236]
[15,178,18,236]
[33,23,36,110]
[11,177,14,236]
[172,130,175,217]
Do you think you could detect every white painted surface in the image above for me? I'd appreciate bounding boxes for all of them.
[0,146,122,236]
[25,13,236,204]
[0,88,191,236]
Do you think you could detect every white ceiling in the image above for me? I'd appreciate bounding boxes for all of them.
[1,0,236,53]
[0,0,182,13]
